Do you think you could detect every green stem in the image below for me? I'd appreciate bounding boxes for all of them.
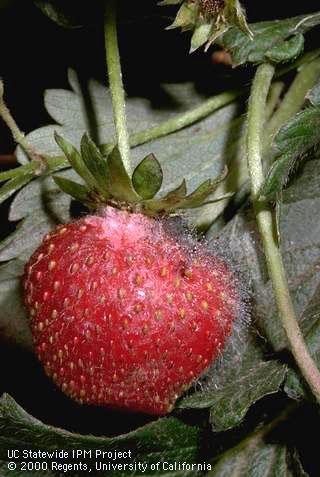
[130,90,241,147]
[265,81,284,121]
[0,162,36,183]
[0,81,46,170]
[247,63,320,403]
[104,0,131,174]
[100,89,241,155]
[0,156,67,184]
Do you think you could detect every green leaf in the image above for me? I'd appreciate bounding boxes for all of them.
[132,154,163,200]
[106,146,141,202]
[265,33,304,63]
[166,2,195,30]
[275,107,320,156]
[80,133,110,198]
[261,107,320,199]
[219,12,320,66]
[161,179,187,201]
[282,158,320,203]
[144,167,228,214]
[0,173,34,205]
[144,179,187,213]
[190,23,212,52]
[176,167,228,209]
[208,440,297,477]
[0,394,203,477]
[179,361,287,432]
[53,176,91,205]
[54,132,97,190]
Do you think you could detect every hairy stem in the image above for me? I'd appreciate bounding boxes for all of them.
[100,89,241,155]
[247,63,320,403]
[0,81,46,170]
[265,81,284,121]
[129,90,241,147]
[104,0,131,174]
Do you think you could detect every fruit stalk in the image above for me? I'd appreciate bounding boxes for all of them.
[246,63,320,403]
[104,0,131,174]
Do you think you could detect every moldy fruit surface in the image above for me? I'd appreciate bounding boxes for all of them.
[23,207,240,415]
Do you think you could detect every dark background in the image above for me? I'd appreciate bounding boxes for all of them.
[0,0,320,474]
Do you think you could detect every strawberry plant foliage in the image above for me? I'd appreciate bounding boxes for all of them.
[0,394,307,477]
[0,394,202,477]
[1,2,320,476]
[261,107,320,200]
[218,12,320,66]
[179,360,287,432]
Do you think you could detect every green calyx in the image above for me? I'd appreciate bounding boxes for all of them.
[160,0,252,52]
[54,132,229,216]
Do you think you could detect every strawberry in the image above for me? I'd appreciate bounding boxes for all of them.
[23,133,242,415]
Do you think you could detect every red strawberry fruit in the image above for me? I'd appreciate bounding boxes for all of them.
[23,133,242,415]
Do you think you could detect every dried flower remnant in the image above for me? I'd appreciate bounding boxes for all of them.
[161,0,252,52]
